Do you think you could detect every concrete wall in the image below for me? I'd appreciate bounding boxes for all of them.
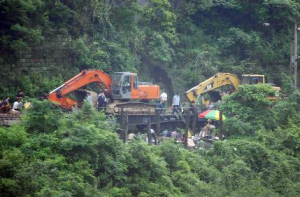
[1,35,73,84]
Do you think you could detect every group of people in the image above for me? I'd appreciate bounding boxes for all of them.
[160,128,197,148]
[127,128,158,144]
[86,91,108,111]
[156,92,181,114]
[161,129,179,140]
[199,119,216,138]
[0,91,24,113]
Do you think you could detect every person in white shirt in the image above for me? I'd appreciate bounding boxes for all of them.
[160,92,167,106]
[12,100,20,111]
[172,93,180,113]
[86,92,93,106]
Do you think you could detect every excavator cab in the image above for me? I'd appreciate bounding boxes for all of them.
[111,72,159,101]
[241,74,281,100]
[241,74,265,85]
[111,72,133,100]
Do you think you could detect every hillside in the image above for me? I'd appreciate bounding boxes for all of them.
[1,0,299,98]
[1,1,300,196]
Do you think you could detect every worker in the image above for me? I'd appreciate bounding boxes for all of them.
[12,99,20,111]
[128,133,136,142]
[156,100,164,113]
[86,92,93,106]
[189,101,196,115]
[206,101,215,110]
[146,128,157,144]
[204,119,215,137]
[171,130,178,140]
[151,128,157,144]
[0,97,10,113]
[16,90,24,100]
[97,92,107,111]
[161,128,169,137]
[160,92,167,107]
[172,92,180,114]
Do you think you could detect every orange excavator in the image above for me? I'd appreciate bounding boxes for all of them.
[48,69,160,112]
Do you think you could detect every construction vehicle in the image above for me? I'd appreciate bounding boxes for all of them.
[48,69,160,114]
[185,73,281,105]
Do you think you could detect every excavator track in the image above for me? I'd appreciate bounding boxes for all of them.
[106,101,157,115]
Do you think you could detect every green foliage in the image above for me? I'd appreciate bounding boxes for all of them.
[148,32,174,63]
[0,72,63,100]
[0,0,45,61]
[70,35,140,72]
[221,85,277,135]
[1,98,300,196]
[22,99,63,133]
[2,0,300,196]
[143,0,178,44]
[272,91,300,125]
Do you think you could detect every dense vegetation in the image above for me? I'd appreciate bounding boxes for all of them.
[1,0,300,196]
[1,0,300,96]
[1,87,300,196]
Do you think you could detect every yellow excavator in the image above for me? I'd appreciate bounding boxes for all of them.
[185,73,281,105]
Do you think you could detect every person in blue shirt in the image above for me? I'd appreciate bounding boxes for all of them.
[97,92,107,111]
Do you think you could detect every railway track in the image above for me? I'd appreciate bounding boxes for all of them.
[0,113,22,126]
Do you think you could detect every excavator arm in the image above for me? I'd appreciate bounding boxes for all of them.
[185,73,240,103]
[48,69,112,109]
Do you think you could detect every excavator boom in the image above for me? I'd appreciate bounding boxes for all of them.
[186,72,281,105]
[185,73,240,103]
[48,70,112,109]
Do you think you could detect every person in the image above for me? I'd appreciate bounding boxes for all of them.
[199,127,206,138]
[18,99,23,110]
[181,133,186,143]
[12,99,20,111]
[24,101,31,109]
[166,130,172,137]
[0,100,4,113]
[171,130,178,140]
[16,90,24,100]
[204,119,215,137]
[160,92,167,107]
[172,93,180,114]
[206,101,214,110]
[146,128,157,144]
[156,100,164,113]
[86,92,93,106]
[38,93,48,101]
[189,101,196,115]
[0,97,10,113]
[97,92,107,111]
[204,119,212,136]
[4,97,9,104]
[187,138,196,148]
[128,133,136,141]
[161,129,169,136]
